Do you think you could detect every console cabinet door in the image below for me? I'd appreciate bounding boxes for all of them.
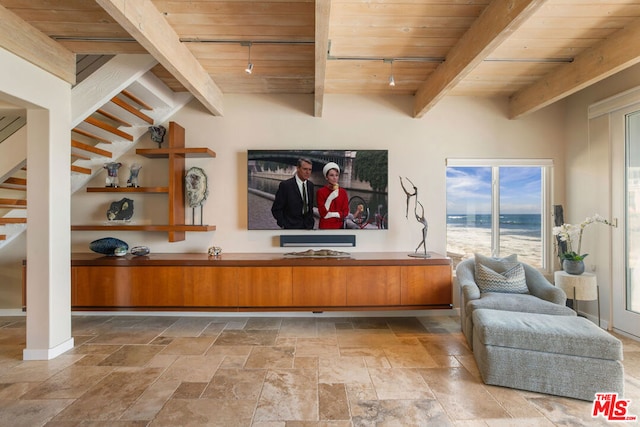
[73,266,184,307]
[183,267,238,307]
[238,267,292,307]
[401,265,452,306]
[346,266,401,306]
[292,266,347,306]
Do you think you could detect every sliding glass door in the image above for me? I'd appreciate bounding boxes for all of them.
[612,106,640,338]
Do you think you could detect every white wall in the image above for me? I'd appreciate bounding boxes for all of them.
[70,94,566,255]
[64,94,566,312]
[1,91,568,310]
[0,235,24,309]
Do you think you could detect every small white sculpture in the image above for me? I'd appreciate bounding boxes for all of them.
[127,163,142,187]
[104,162,122,187]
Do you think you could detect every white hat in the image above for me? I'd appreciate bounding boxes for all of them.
[323,162,340,177]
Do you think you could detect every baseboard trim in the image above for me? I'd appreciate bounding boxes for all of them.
[0,309,25,316]
[23,337,74,361]
[71,308,460,318]
[2,308,460,319]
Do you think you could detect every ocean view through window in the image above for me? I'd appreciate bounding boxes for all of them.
[446,160,552,269]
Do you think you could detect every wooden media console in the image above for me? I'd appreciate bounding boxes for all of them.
[70,252,453,311]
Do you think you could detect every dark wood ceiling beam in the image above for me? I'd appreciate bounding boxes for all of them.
[315,0,331,118]
[95,0,224,116]
[413,0,548,118]
[509,16,640,119]
[0,4,75,84]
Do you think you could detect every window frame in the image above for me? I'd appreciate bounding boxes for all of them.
[446,158,554,273]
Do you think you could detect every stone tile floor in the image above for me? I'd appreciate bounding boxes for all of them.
[0,314,638,426]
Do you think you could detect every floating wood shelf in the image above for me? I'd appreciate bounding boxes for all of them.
[73,122,215,242]
[136,147,216,158]
[86,187,169,193]
[71,224,216,232]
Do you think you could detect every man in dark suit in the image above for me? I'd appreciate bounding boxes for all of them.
[271,158,315,229]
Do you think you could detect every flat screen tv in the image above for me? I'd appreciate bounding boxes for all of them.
[248,150,388,230]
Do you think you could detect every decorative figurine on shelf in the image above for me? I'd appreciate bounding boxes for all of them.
[148,125,166,148]
[89,237,129,256]
[400,176,430,258]
[185,166,209,226]
[103,162,122,187]
[127,163,142,187]
[208,246,222,257]
[107,198,134,221]
[130,246,150,256]
[283,249,351,258]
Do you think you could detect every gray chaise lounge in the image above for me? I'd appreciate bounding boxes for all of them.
[457,255,624,401]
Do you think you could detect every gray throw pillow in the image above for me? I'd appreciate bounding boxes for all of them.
[474,253,518,273]
[475,262,529,294]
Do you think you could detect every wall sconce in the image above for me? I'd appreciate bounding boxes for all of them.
[243,42,253,74]
[384,59,395,87]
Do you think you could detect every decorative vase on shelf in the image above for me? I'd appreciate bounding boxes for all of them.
[563,260,585,275]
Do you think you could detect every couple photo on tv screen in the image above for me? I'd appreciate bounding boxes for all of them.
[247,150,389,231]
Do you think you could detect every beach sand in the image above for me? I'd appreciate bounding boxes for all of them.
[447,226,542,268]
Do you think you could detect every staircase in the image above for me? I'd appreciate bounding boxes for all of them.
[0,54,192,249]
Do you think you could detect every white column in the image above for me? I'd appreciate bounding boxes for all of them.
[23,107,73,360]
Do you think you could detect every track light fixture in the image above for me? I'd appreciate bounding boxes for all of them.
[385,59,395,87]
[244,42,253,74]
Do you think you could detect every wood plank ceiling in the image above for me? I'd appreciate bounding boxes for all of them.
[1,0,640,118]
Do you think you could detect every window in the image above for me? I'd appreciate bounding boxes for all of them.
[446,159,553,270]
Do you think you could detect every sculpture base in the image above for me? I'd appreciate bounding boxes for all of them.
[408,252,431,258]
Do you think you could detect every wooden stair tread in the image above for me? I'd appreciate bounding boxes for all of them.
[3,177,27,186]
[84,116,133,141]
[71,165,92,175]
[111,96,153,125]
[121,89,153,111]
[72,128,112,145]
[72,153,91,161]
[0,198,27,207]
[0,218,27,224]
[0,185,26,190]
[96,108,132,127]
[71,139,113,158]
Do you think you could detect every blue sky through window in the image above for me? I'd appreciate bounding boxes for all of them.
[447,166,541,214]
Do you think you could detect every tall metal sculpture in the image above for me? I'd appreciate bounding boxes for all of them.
[400,176,430,258]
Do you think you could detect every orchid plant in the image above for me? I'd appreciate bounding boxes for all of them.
[553,214,616,261]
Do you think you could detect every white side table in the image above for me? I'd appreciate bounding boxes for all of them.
[554,271,600,326]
